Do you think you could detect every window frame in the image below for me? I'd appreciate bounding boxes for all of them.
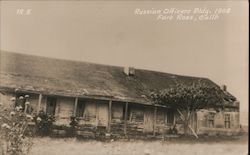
[207,112,215,128]
[224,113,231,129]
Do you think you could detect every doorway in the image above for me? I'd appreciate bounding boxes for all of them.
[46,97,57,115]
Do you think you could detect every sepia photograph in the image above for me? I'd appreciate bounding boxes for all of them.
[0,0,248,155]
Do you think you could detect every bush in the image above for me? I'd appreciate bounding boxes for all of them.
[33,111,55,136]
[0,97,33,155]
[67,116,79,137]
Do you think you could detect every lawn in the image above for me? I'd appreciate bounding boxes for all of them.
[29,135,248,155]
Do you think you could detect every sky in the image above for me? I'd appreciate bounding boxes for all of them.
[0,1,248,124]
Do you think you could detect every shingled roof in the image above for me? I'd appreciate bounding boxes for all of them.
[0,51,235,105]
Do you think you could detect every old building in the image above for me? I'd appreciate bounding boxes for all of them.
[0,51,240,137]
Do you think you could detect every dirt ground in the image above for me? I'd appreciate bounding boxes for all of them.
[29,135,248,155]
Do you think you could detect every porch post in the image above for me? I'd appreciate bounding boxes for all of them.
[153,106,157,136]
[37,94,42,114]
[108,100,112,133]
[73,97,78,116]
[124,102,128,135]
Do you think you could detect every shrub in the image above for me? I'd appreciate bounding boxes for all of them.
[0,96,33,155]
[33,110,55,136]
[67,116,79,137]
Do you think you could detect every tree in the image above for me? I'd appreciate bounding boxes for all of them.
[150,81,226,135]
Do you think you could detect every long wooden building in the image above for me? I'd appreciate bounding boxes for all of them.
[0,51,240,137]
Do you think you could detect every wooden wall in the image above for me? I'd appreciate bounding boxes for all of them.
[96,101,109,127]
[126,104,144,134]
[78,100,109,129]
[154,108,168,134]
[110,102,125,134]
[196,110,240,135]
[2,91,241,137]
[55,97,75,126]
[111,102,124,121]
[143,107,154,133]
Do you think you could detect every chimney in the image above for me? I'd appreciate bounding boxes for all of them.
[124,67,135,76]
[220,85,227,91]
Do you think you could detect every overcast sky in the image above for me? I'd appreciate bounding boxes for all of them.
[0,1,248,123]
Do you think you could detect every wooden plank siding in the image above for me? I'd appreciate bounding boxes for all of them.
[109,101,125,134]
[1,89,240,135]
[73,99,110,134]
[144,106,154,133]
[126,104,145,135]
[55,97,75,126]
[155,108,168,134]
[96,101,109,127]
[2,91,240,137]
[79,101,97,126]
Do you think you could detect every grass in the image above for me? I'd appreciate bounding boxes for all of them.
[29,133,248,155]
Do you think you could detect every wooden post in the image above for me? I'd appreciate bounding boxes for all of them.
[96,103,99,128]
[124,102,128,135]
[37,94,42,114]
[24,104,28,114]
[108,100,112,133]
[153,106,157,136]
[73,97,78,116]
[55,97,60,119]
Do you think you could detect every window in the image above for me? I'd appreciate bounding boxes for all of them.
[207,113,215,128]
[224,114,231,128]
[111,103,124,120]
[46,97,57,115]
[76,100,85,117]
